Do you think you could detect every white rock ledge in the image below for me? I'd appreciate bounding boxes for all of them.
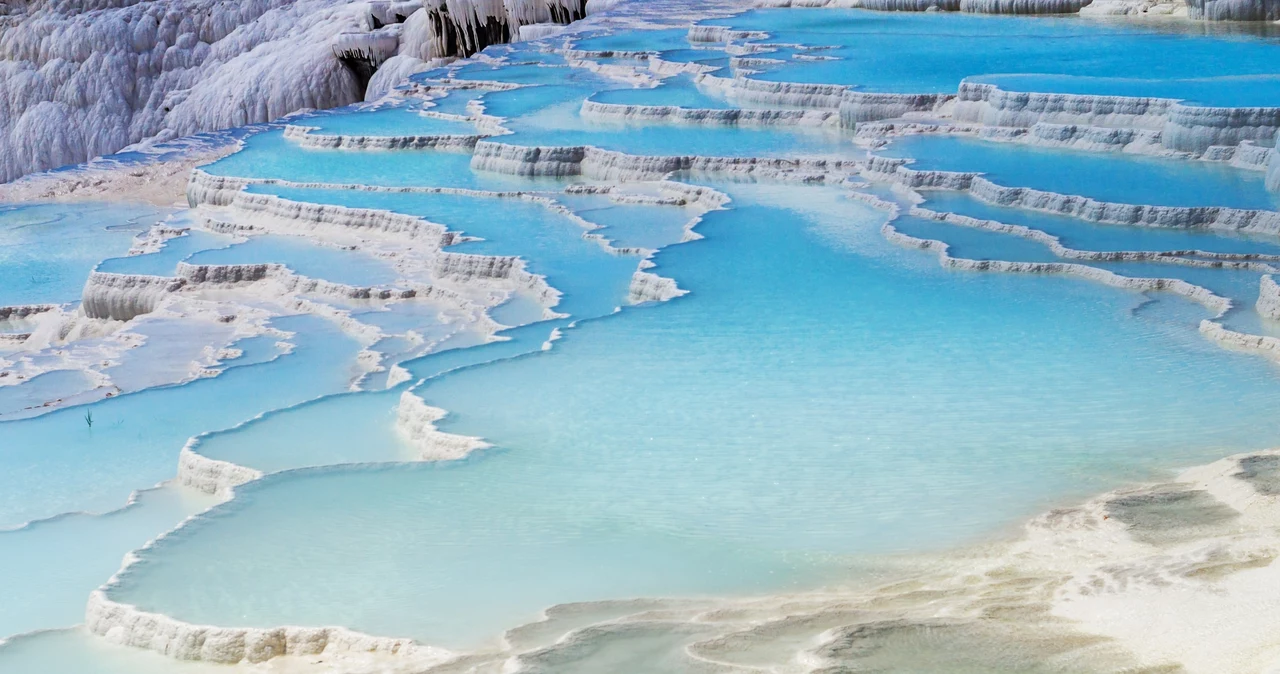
[471,140,856,182]
[176,442,264,496]
[580,99,839,127]
[395,390,491,461]
[283,124,485,151]
[866,158,1280,237]
[883,221,1231,315]
[86,590,442,666]
[1257,275,1280,321]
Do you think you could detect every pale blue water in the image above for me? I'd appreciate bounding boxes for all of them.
[0,203,167,306]
[697,9,1280,93]
[882,135,1280,209]
[573,28,694,52]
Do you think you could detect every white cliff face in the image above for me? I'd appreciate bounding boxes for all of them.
[0,0,595,185]
[0,0,371,184]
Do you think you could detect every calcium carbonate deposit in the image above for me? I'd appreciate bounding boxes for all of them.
[7,0,1280,672]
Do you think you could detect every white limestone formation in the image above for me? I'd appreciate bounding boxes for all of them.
[1079,0,1183,13]
[176,442,264,496]
[687,26,771,43]
[395,390,491,460]
[1198,319,1280,363]
[860,0,962,9]
[282,123,485,151]
[839,91,953,127]
[213,189,463,248]
[1187,0,1280,19]
[628,271,688,303]
[976,123,1167,156]
[966,176,1280,236]
[580,99,839,127]
[398,0,588,62]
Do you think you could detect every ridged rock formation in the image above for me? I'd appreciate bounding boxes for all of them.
[696,74,847,110]
[1257,275,1280,321]
[395,390,491,460]
[860,0,961,10]
[840,91,953,126]
[86,591,436,666]
[471,140,856,181]
[881,223,1231,315]
[81,272,185,322]
[580,99,838,127]
[954,82,1171,131]
[867,158,1280,236]
[1163,103,1280,153]
[177,442,264,496]
[0,0,368,184]
[1187,0,1280,19]
[628,270,687,303]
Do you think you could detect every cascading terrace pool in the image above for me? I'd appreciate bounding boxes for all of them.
[7,0,1280,672]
